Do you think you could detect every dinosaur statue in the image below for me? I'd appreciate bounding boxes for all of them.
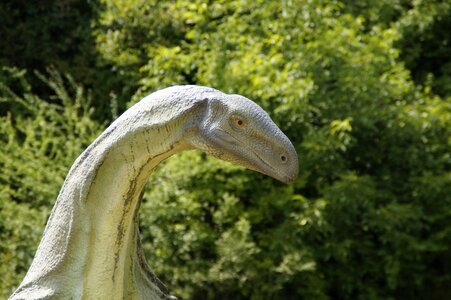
[10,85,298,300]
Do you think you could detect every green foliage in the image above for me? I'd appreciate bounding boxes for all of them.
[0,68,102,298]
[141,152,324,299]
[0,1,94,70]
[395,1,451,97]
[343,0,451,97]
[0,0,137,121]
[94,1,451,298]
[1,0,450,299]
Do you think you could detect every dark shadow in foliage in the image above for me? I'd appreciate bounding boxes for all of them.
[0,0,134,120]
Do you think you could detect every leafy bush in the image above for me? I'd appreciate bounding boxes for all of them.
[0,0,450,299]
[94,0,451,299]
[0,68,101,298]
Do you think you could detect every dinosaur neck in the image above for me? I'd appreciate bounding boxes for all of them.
[13,93,205,300]
[78,122,189,299]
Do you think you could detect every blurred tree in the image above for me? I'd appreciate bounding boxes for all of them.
[1,0,450,299]
[343,0,451,97]
[0,0,133,120]
[94,0,451,299]
[0,1,93,71]
[0,68,102,298]
[395,0,451,97]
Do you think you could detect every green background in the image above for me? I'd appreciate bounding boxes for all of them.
[1,0,450,299]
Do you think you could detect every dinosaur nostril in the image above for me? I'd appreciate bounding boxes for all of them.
[281,155,287,163]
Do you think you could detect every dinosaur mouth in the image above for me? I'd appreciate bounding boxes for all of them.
[210,128,293,183]
[252,150,295,183]
[252,150,278,176]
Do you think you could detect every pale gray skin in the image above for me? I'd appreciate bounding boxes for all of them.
[10,85,298,300]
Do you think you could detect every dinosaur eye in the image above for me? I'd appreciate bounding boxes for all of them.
[230,116,246,130]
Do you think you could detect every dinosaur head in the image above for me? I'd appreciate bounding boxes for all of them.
[187,92,299,184]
